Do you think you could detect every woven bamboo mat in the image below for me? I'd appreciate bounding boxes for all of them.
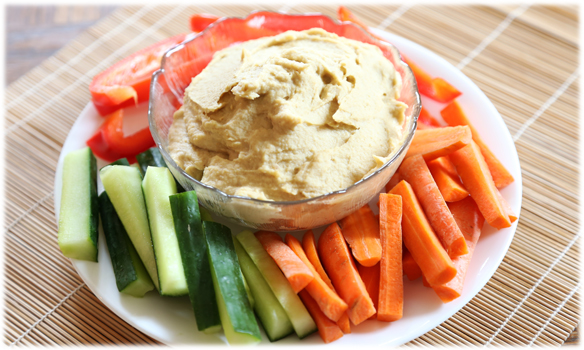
[4,4,579,347]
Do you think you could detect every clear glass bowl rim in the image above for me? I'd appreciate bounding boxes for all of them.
[148,10,421,206]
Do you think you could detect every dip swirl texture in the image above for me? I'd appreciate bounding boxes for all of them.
[168,28,407,201]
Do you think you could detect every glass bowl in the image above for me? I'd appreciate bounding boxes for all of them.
[148,11,420,231]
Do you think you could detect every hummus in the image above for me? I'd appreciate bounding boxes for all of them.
[168,28,407,201]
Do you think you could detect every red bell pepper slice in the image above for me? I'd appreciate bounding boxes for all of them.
[89,33,187,116]
[417,106,442,130]
[190,13,220,32]
[86,109,155,163]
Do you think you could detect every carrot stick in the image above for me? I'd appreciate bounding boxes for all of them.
[431,197,485,302]
[404,57,462,103]
[405,125,472,161]
[339,205,382,267]
[302,231,332,287]
[378,193,403,322]
[357,263,379,320]
[496,189,518,223]
[318,223,376,325]
[449,141,511,229]
[385,171,402,193]
[440,101,514,189]
[399,155,468,258]
[337,6,384,41]
[285,234,348,322]
[422,276,431,288]
[255,231,314,293]
[302,231,351,333]
[388,180,457,285]
[427,157,469,202]
[298,290,344,343]
[402,249,422,281]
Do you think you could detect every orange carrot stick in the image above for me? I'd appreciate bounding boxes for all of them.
[337,6,384,41]
[405,125,472,161]
[378,193,403,322]
[339,205,382,267]
[399,155,468,258]
[427,157,469,202]
[357,263,380,320]
[402,249,422,281]
[285,234,348,322]
[440,101,514,189]
[255,231,314,293]
[318,223,376,325]
[302,231,332,287]
[422,276,431,288]
[404,57,462,103]
[335,313,351,334]
[449,141,511,229]
[302,231,351,334]
[298,290,344,343]
[496,189,518,223]
[389,180,457,285]
[385,171,402,193]
[431,197,485,302]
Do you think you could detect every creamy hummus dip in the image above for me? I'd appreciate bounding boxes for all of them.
[168,28,407,201]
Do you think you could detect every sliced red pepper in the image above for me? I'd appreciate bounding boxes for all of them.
[86,109,155,163]
[190,13,220,32]
[89,33,188,116]
[337,6,462,103]
[417,106,442,129]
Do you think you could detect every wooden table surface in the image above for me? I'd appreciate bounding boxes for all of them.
[5,5,578,346]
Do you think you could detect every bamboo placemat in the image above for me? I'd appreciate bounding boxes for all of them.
[4,4,579,347]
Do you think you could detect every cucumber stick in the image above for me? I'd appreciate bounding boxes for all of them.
[100,158,129,170]
[58,147,99,262]
[100,165,159,290]
[204,222,261,345]
[169,191,221,333]
[241,272,254,309]
[142,166,188,296]
[200,207,213,222]
[233,238,294,342]
[136,147,184,192]
[98,191,154,297]
[236,230,317,339]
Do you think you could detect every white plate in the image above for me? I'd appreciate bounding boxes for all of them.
[54,29,522,346]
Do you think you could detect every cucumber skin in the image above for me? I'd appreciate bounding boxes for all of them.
[100,158,130,170]
[236,230,317,339]
[58,147,98,262]
[136,148,165,176]
[200,207,213,222]
[233,238,294,342]
[98,191,154,297]
[99,165,160,290]
[136,147,184,192]
[169,191,221,333]
[88,149,99,256]
[204,222,261,344]
[142,167,187,296]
